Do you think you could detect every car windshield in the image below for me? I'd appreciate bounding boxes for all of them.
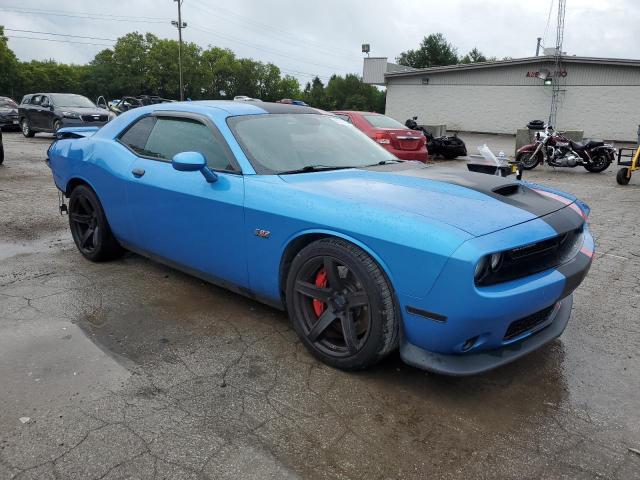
[363,114,405,129]
[228,113,397,174]
[0,98,18,108]
[50,94,96,108]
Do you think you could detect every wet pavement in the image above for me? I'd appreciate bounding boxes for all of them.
[1,131,639,479]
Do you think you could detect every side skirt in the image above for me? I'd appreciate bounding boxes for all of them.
[119,241,285,311]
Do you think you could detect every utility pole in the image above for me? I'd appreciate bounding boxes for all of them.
[535,37,542,56]
[549,0,566,128]
[171,0,187,101]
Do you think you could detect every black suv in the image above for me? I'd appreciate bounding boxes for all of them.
[18,93,113,137]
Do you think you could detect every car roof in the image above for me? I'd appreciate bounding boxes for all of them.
[331,110,381,116]
[95,100,329,139]
[197,100,322,115]
[141,100,325,116]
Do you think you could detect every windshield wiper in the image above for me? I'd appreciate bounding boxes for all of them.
[362,159,401,167]
[278,165,355,175]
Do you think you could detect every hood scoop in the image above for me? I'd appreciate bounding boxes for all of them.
[492,183,520,196]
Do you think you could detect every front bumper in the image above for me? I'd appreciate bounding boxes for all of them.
[0,115,19,127]
[400,295,573,375]
[396,206,593,375]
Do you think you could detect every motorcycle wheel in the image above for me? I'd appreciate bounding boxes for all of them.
[516,151,541,170]
[584,154,611,173]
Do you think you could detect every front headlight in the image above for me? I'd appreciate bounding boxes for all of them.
[489,252,503,270]
[474,257,489,283]
[61,111,80,119]
[474,252,503,284]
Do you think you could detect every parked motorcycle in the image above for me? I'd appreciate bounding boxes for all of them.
[405,117,467,159]
[516,126,615,172]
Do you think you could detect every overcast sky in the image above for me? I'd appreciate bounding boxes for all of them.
[2,0,639,84]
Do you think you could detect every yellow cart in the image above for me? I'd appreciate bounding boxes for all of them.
[616,146,640,185]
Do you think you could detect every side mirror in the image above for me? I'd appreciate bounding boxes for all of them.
[171,152,218,183]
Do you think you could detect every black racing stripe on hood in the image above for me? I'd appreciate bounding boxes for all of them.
[363,163,573,233]
[540,206,585,234]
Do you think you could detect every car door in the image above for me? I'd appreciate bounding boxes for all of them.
[122,112,248,288]
[27,95,42,128]
[38,95,55,131]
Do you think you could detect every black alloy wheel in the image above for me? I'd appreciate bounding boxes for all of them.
[68,185,123,261]
[286,238,398,370]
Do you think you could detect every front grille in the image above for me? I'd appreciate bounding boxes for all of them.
[478,227,584,286]
[504,304,556,341]
[81,114,108,122]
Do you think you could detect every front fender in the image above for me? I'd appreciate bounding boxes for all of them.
[516,143,537,154]
[280,228,397,289]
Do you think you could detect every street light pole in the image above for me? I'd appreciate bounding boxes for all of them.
[172,0,187,101]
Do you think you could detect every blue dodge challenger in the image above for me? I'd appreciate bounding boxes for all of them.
[47,101,593,375]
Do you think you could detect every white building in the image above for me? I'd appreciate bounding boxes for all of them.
[364,56,640,141]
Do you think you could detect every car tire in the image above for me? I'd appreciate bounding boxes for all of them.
[0,140,4,165]
[21,118,35,138]
[68,184,124,262]
[286,237,399,370]
[53,119,62,133]
[616,167,631,185]
[516,151,540,170]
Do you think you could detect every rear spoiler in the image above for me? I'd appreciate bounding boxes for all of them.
[55,126,101,140]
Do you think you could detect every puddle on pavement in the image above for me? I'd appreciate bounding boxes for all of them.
[0,232,72,261]
[0,319,130,432]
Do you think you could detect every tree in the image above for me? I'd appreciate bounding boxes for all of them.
[460,47,488,64]
[396,33,458,68]
[277,75,301,100]
[200,47,237,98]
[302,76,329,109]
[0,26,20,99]
[0,27,387,111]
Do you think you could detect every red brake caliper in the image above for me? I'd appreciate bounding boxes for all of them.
[312,267,328,317]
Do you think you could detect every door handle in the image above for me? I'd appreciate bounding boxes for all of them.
[131,167,145,178]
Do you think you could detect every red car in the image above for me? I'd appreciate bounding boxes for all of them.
[332,111,428,162]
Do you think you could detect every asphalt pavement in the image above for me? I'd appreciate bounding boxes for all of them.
[1,130,639,479]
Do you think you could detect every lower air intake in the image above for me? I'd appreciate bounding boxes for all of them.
[504,304,556,341]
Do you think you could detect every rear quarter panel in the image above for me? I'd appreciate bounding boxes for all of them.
[48,136,138,244]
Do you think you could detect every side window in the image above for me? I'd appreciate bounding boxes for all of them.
[40,96,50,107]
[335,114,352,123]
[119,116,157,156]
[31,95,42,106]
[144,117,232,171]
